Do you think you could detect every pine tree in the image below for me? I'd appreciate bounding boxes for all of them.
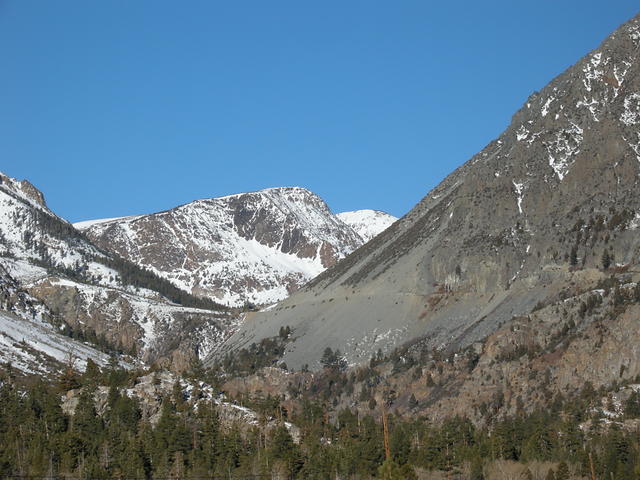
[377,459,405,480]
[470,455,484,480]
[602,249,611,269]
[321,347,337,369]
[570,246,578,266]
[82,358,101,387]
[555,461,570,480]
[58,365,81,392]
[624,391,640,418]
[193,401,221,474]
[72,388,104,456]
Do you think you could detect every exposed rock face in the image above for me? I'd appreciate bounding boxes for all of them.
[0,173,47,208]
[372,272,640,424]
[25,278,236,370]
[0,264,123,375]
[0,172,232,372]
[0,172,395,373]
[213,15,640,370]
[78,187,383,307]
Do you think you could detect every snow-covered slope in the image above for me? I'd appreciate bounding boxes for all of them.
[0,172,233,372]
[0,263,132,375]
[0,311,125,376]
[337,210,397,243]
[78,187,379,307]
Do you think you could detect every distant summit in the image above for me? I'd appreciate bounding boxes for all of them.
[77,187,394,307]
[337,210,397,243]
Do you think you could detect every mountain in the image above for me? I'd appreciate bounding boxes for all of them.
[78,188,393,307]
[212,14,640,370]
[0,261,130,375]
[0,172,233,372]
[336,210,397,243]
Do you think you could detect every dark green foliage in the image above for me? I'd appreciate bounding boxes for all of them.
[5,362,640,479]
[321,347,346,371]
[470,455,484,480]
[81,358,101,387]
[96,253,226,310]
[377,459,406,479]
[569,245,578,266]
[220,334,290,376]
[624,391,640,418]
[279,325,292,339]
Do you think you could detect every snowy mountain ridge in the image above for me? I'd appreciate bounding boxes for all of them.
[0,171,393,374]
[79,187,394,307]
[337,210,397,243]
[0,171,234,373]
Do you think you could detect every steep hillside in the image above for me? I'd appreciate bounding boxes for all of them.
[0,172,233,371]
[78,188,384,307]
[213,14,640,370]
[0,262,129,375]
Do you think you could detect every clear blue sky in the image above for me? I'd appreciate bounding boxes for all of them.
[1,1,638,222]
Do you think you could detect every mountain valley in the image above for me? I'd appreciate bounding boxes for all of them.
[2,11,640,480]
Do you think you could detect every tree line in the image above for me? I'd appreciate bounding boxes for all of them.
[3,362,640,480]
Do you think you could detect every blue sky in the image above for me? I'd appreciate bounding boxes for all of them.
[1,2,638,222]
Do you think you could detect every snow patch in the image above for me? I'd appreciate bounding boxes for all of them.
[512,181,525,215]
[74,215,142,230]
[621,93,640,126]
[541,96,554,117]
[0,311,129,375]
[82,187,367,307]
[623,133,640,163]
[547,122,584,180]
[629,24,640,44]
[629,213,640,231]
[516,125,529,141]
[576,97,600,122]
[582,52,604,93]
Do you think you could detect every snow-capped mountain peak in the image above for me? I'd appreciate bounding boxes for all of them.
[77,187,395,307]
[337,209,397,243]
